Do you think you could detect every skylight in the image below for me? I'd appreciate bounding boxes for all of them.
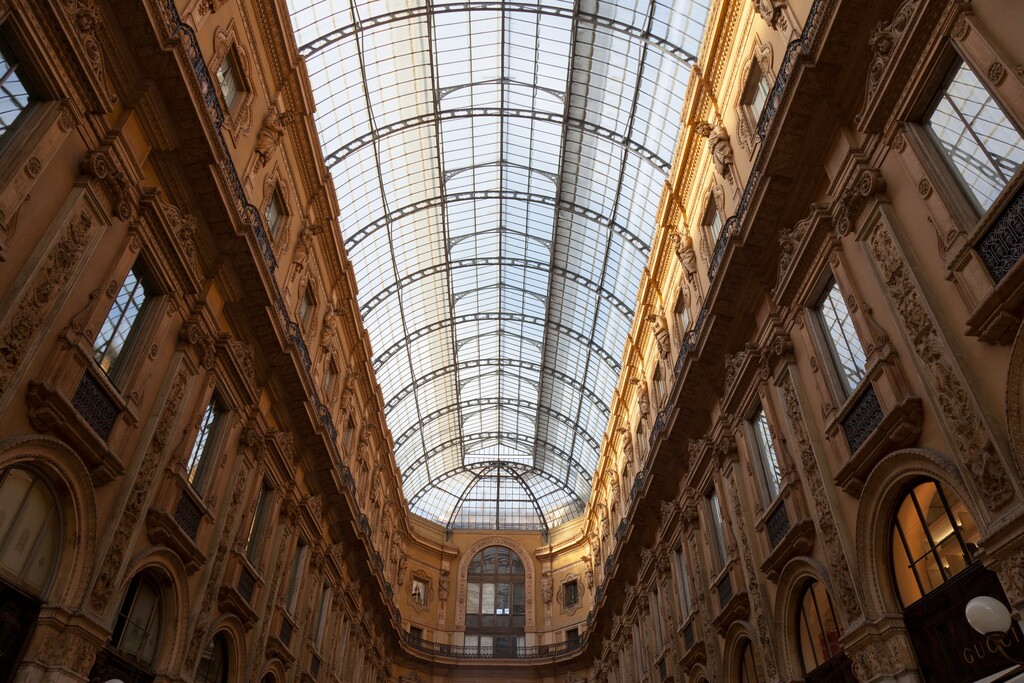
[287,0,710,531]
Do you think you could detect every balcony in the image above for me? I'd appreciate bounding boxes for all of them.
[402,632,584,660]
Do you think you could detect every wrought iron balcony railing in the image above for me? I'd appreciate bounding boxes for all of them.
[403,632,584,659]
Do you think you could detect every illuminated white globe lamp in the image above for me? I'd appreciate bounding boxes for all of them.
[966,596,1013,637]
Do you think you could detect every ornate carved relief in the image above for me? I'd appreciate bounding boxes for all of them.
[833,168,885,237]
[672,228,699,282]
[751,0,787,31]
[253,109,294,175]
[697,123,736,184]
[780,373,862,620]
[726,474,777,680]
[90,366,189,610]
[868,224,1013,509]
[185,463,248,668]
[864,0,921,106]
[0,211,95,398]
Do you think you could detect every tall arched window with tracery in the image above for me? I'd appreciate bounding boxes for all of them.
[464,545,525,656]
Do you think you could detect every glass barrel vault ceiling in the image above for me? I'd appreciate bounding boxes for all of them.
[287,0,711,531]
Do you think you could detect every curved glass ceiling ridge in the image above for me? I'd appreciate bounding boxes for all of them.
[287,0,711,531]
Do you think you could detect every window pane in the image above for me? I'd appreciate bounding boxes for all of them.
[817,281,866,394]
[186,399,220,488]
[217,52,241,110]
[467,582,480,613]
[481,582,495,614]
[0,43,32,136]
[94,266,149,378]
[927,61,1024,210]
[753,407,782,499]
[707,489,727,569]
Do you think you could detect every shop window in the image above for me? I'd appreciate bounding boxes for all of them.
[112,574,163,665]
[216,49,243,111]
[195,634,229,683]
[816,279,866,396]
[706,488,727,571]
[738,640,763,683]
[891,479,980,607]
[186,396,223,492]
[0,35,34,140]
[0,467,59,596]
[94,264,151,383]
[742,60,771,125]
[264,188,285,239]
[751,405,783,500]
[925,59,1024,213]
[243,481,273,563]
[797,580,844,674]
[564,578,579,607]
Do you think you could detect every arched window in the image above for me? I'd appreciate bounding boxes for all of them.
[738,640,762,683]
[0,467,60,596]
[798,580,843,673]
[465,546,525,656]
[112,573,163,665]
[891,479,980,606]
[196,633,229,683]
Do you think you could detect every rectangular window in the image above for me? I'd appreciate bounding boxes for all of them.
[286,540,307,614]
[926,60,1024,212]
[185,397,221,491]
[315,584,331,647]
[650,589,663,651]
[816,280,867,395]
[0,37,32,138]
[674,293,690,338]
[673,546,692,615]
[566,627,580,648]
[343,416,356,451]
[94,265,150,381]
[564,579,579,607]
[707,488,728,570]
[243,481,272,563]
[299,285,315,328]
[324,359,338,397]
[336,617,349,665]
[409,626,423,644]
[752,406,783,500]
[216,50,241,110]
[703,199,723,245]
[633,623,646,677]
[744,62,771,123]
[265,190,283,238]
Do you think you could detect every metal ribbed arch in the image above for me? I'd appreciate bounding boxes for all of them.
[359,257,636,320]
[344,189,650,254]
[372,311,622,371]
[322,108,672,171]
[401,431,595,491]
[383,357,610,415]
[295,2,699,64]
[392,398,601,459]
[286,0,711,530]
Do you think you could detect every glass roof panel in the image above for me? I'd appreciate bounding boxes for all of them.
[287,0,710,531]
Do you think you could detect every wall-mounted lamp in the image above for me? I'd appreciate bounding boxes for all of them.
[965,596,1024,666]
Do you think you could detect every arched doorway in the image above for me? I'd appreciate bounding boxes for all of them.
[892,479,1024,681]
[0,467,61,683]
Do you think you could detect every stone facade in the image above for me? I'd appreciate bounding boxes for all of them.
[0,0,1022,682]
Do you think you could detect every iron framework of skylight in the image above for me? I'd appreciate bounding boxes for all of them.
[287,0,710,531]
